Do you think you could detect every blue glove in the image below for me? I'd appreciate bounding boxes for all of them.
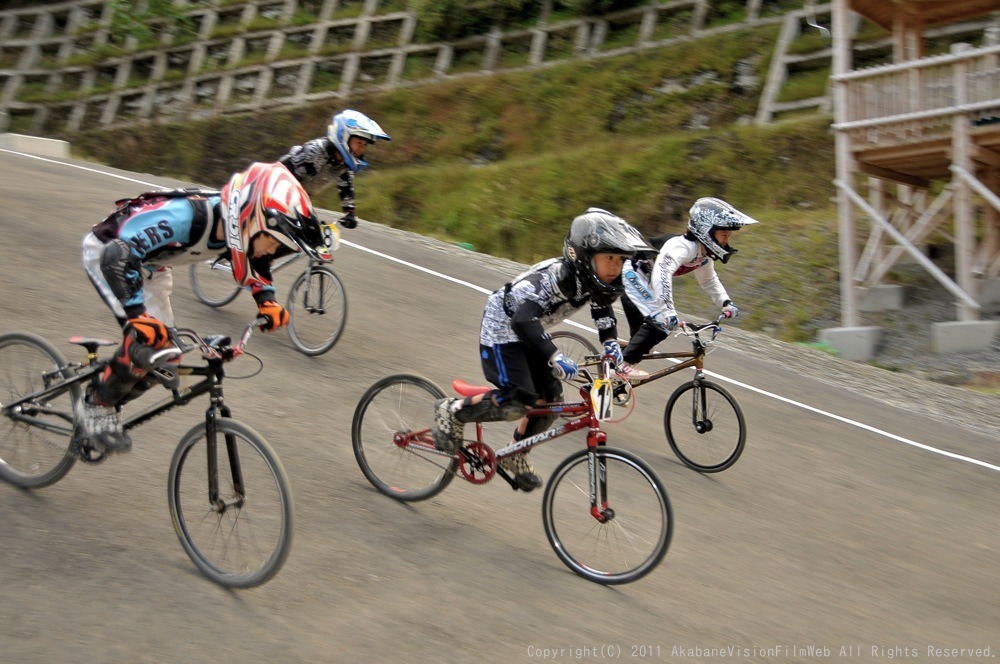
[722,300,739,319]
[603,339,624,366]
[549,351,579,381]
[340,211,358,229]
[646,313,679,333]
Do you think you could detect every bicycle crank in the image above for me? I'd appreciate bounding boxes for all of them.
[458,442,496,484]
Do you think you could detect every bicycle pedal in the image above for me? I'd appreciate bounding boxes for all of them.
[149,366,180,390]
[72,439,108,465]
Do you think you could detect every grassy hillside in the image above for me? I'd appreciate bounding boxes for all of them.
[65,23,842,341]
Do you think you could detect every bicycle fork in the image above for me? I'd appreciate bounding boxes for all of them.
[587,429,612,524]
[690,372,713,434]
[205,402,244,513]
[302,268,328,314]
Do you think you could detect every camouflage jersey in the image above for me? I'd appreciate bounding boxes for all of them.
[480,257,620,356]
[279,137,356,211]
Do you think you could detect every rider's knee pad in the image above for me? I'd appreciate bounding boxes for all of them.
[100,239,144,303]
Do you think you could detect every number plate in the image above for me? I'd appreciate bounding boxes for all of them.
[322,223,341,252]
[591,377,613,421]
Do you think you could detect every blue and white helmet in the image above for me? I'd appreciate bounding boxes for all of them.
[687,197,759,263]
[327,109,391,172]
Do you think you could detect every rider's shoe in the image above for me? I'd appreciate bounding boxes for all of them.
[73,396,132,453]
[432,398,464,453]
[499,453,543,492]
[618,362,650,385]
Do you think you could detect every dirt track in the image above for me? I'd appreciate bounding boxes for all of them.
[1,150,997,663]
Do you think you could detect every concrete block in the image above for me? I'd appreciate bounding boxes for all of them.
[858,284,905,312]
[930,320,1000,354]
[817,326,883,362]
[978,277,1000,319]
[0,133,70,159]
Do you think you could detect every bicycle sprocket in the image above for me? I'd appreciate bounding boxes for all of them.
[458,442,495,484]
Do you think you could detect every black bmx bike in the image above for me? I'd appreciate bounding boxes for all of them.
[0,320,294,588]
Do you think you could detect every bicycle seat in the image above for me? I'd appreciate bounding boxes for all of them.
[452,379,490,397]
[68,336,117,354]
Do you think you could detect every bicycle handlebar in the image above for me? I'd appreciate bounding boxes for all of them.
[674,314,726,339]
[165,319,267,362]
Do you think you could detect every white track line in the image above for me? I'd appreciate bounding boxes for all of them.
[7,148,997,473]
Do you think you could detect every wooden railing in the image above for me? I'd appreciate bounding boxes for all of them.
[833,43,1000,147]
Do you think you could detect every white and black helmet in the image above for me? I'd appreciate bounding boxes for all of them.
[564,208,652,305]
[687,197,759,263]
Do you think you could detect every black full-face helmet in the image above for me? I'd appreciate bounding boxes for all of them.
[563,208,652,304]
[687,197,759,263]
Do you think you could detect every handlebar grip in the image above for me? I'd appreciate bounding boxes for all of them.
[149,346,182,365]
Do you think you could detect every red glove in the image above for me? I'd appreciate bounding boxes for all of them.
[257,300,289,331]
[126,313,170,349]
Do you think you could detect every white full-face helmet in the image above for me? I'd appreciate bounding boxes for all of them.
[687,197,759,263]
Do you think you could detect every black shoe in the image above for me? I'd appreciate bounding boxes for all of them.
[432,398,464,453]
[500,453,543,492]
[73,398,132,453]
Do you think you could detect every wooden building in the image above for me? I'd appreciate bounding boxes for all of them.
[829,0,1000,355]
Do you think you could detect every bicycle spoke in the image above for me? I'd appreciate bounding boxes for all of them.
[0,333,78,488]
[664,380,746,472]
[543,448,671,584]
[169,420,293,588]
[352,375,455,501]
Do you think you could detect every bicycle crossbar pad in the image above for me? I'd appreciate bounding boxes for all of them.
[452,379,490,397]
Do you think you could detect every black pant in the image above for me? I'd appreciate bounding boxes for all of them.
[620,294,668,364]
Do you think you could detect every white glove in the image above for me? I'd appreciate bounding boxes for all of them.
[603,339,624,366]
[722,300,740,319]
[549,351,579,381]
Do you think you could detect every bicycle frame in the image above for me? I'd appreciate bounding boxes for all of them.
[3,360,223,436]
[205,217,340,277]
[5,325,257,499]
[395,362,620,515]
[592,320,723,388]
[626,341,707,385]
[205,250,308,278]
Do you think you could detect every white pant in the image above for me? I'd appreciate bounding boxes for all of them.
[82,232,176,326]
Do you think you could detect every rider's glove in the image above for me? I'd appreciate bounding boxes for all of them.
[646,313,679,334]
[126,313,170,349]
[549,351,579,381]
[340,211,358,229]
[603,339,624,366]
[124,313,171,369]
[257,300,290,332]
[722,300,740,319]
